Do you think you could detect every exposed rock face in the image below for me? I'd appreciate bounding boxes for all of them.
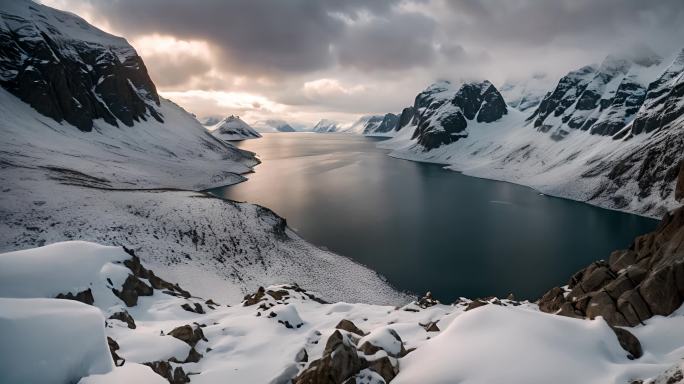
[55,288,94,305]
[632,49,684,135]
[294,330,365,384]
[539,204,684,327]
[363,113,399,135]
[335,319,366,336]
[107,336,125,367]
[396,106,416,132]
[410,80,508,150]
[527,51,684,141]
[168,324,207,347]
[144,361,190,384]
[0,0,162,132]
[109,310,136,329]
[294,327,404,383]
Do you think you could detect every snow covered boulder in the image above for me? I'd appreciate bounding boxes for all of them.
[0,298,113,384]
[0,241,131,308]
[78,363,168,384]
[393,305,629,384]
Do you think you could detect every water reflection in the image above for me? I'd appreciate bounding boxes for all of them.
[207,133,657,301]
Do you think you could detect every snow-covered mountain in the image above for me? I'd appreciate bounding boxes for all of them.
[528,54,666,139]
[206,115,261,141]
[252,119,297,132]
[499,73,553,112]
[0,0,401,305]
[0,0,162,132]
[361,113,400,136]
[312,118,341,133]
[382,50,684,218]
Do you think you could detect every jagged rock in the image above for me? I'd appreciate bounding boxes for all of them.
[366,356,398,383]
[243,286,266,306]
[181,303,205,314]
[396,106,416,131]
[0,1,162,132]
[639,265,682,316]
[109,310,136,329]
[168,324,207,347]
[55,288,94,305]
[416,291,439,309]
[336,319,366,336]
[107,336,125,367]
[293,330,366,384]
[585,291,629,326]
[122,248,190,298]
[359,329,407,358]
[465,299,488,311]
[610,326,643,359]
[616,289,652,326]
[144,361,190,384]
[421,321,440,332]
[113,274,153,307]
[538,286,566,313]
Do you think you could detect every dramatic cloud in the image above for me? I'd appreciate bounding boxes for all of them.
[41,0,684,126]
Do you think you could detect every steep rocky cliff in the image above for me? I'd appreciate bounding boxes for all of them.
[408,80,508,149]
[0,0,162,132]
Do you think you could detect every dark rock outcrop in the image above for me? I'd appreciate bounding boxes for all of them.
[294,330,366,384]
[55,288,94,305]
[113,274,153,307]
[168,324,207,347]
[107,336,125,367]
[0,0,162,132]
[410,80,508,150]
[109,310,136,329]
[144,361,190,384]
[610,326,643,359]
[335,319,366,337]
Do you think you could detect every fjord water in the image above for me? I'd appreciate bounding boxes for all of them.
[208,133,657,302]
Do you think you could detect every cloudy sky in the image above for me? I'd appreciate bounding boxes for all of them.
[43,0,684,127]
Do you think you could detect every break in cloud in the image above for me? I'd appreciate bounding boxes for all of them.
[42,0,684,126]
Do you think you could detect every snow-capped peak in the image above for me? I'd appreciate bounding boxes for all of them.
[208,115,262,141]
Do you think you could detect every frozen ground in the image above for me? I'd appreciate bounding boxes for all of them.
[1,241,682,384]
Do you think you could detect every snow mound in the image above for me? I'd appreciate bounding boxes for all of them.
[394,305,627,384]
[0,298,113,384]
[0,241,130,306]
[78,363,167,384]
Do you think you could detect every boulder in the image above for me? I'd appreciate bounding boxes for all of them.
[367,356,398,383]
[113,274,153,307]
[538,286,566,313]
[293,331,366,384]
[109,310,137,329]
[610,326,643,359]
[144,361,190,384]
[465,299,488,311]
[639,265,682,316]
[336,319,366,336]
[168,324,207,347]
[107,336,125,367]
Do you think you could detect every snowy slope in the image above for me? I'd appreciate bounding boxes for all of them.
[0,1,403,305]
[207,115,262,141]
[1,241,683,384]
[382,50,684,218]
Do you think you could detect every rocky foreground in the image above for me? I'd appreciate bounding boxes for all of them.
[1,239,683,384]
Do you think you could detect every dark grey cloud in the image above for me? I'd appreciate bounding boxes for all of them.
[84,0,407,75]
[336,12,438,71]
[442,0,684,53]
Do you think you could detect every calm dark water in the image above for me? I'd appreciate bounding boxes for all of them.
[207,133,657,301]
